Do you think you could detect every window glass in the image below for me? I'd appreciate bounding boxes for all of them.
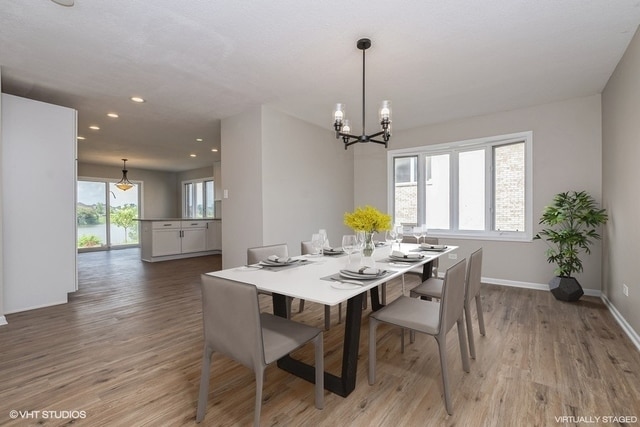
[458,149,485,230]
[393,156,417,225]
[494,142,525,231]
[425,153,450,230]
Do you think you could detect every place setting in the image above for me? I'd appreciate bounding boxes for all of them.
[386,250,428,267]
[321,264,390,290]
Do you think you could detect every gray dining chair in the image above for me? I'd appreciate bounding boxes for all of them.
[247,243,301,317]
[400,235,439,294]
[301,241,342,330]
[197,274,324,426]
[369,259,470,415]
[410,247,485,359]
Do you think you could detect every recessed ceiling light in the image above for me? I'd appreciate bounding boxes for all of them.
[211,148,218,152]
[89,125,100,130]
[107,113,119,118]
[77,136,86,140]
[196,138,203,142]
[190,154,197,157]
[130,96,145,103]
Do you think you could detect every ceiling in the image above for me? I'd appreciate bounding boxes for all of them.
[1,1,639,172]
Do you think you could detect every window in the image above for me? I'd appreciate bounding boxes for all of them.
[388,131,532,241]
[183,178,215,218]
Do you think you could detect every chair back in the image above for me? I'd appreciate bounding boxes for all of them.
[423,237,440,269]
[439,259,467,334]
[247,243,288,264]
[465,248,483,304]
[200,274,264,369]
[300,241,313,255]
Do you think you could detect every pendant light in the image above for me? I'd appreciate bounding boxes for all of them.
[116,159,134,191]
[333,38,391,149]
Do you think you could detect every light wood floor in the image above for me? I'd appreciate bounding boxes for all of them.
[1,249,639,426]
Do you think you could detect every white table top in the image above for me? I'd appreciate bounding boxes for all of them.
[206,243,457,307]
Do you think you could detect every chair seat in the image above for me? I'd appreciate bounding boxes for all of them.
[370,296,440,335]
[261,313,323,364]
[410,277,444,299]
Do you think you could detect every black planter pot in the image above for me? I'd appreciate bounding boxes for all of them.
[549,276,584,302]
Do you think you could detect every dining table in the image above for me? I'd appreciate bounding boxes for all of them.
[205,242,457,398]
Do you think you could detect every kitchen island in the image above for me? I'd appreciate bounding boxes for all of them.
[138,218,221,262]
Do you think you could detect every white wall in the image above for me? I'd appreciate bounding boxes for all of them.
[78,162,179,218]
[2,94,77,314]
[355,95,604,291]
[220,107,264,268]
[602,27,640,337]
[261,106,354,255]
[221,106,354,268]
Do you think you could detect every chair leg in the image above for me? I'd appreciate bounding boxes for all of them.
[410,329,415,344]
[475,294,486,336]
[400,328,405,353]
[368,317,378,385]
[254,369,264,427]
[457,318,471,373]
[299,299,305,313]
[314,333,324,409]
[435,336,453,415]
[464,303,476,360]
[324,305,331,331]
[196,347,214,423]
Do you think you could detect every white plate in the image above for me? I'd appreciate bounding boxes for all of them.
[331,282,362,290]
[339,271,380,280]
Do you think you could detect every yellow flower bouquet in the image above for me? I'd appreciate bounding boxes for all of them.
[343,205,392,233]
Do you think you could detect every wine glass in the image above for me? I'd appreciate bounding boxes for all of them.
[318,229,328,254]
[342,234,357,263]
[394,225,404,251]
[311,233,323,256]
[385,229,397,249]
[355,230,365,254]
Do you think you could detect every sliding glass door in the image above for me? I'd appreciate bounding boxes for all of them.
[77,179,140,250]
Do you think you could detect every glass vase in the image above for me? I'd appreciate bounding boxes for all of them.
[362,232,376,258]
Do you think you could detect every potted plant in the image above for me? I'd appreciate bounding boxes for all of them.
[534,190,608,301]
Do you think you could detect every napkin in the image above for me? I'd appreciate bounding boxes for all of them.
[266,255,292,263]
[420,243,446,250]
[391,250,423,259]
[343,266,384,276]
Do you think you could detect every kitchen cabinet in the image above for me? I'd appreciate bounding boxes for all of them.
[140,219,220,262]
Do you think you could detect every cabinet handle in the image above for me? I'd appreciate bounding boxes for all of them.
[191,223,198,226]
[163,223,172,226]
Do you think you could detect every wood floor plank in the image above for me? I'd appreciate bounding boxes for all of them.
[0,248,639,426]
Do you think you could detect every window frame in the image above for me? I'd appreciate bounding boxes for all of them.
[387,131,533,242]
[182,177,215,219]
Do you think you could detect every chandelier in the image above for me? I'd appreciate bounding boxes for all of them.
[115,159,134,191]
[333,38,391,150]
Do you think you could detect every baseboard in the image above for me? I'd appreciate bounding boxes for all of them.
[600,294,640,353]
[483,277,601,297]
[0,315,7,326]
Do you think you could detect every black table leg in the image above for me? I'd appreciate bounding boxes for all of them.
[421,260,434,282]
[273,292,364,397]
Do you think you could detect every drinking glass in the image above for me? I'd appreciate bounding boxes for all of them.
[311,233,323,256]
[385,229,397,248]
[318,229,328,254]
[355,230,365,254]
[394,225,404,251]
[342,234,357,263]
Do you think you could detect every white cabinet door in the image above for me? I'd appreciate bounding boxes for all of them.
[182,228,207,253]
[152,229,182,256]
[206,221,222,250]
